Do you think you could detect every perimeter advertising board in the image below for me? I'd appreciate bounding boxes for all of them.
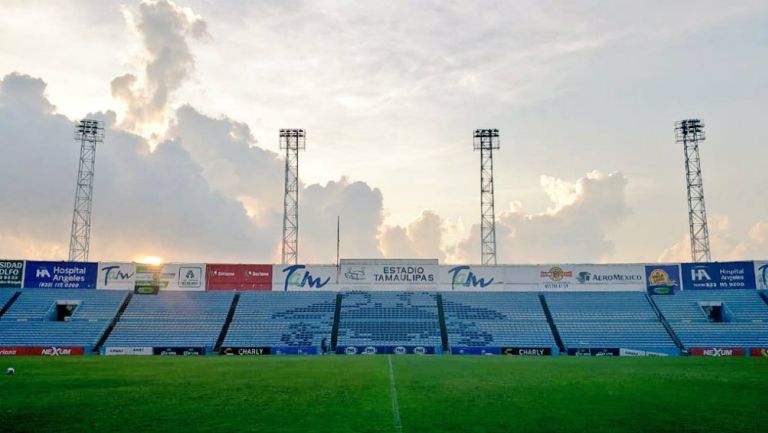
[97,262,136,290]
[206,264,272,291]
[502,266,539,291]
[537,264,645,291]
[755,261,768,290]
[134,264,206,292]
[23,261,97,289]
[681,262,756,290]
[272,264,337,291]
[338,263,438,290]
[0,347,84,356]
[0,260,24,288]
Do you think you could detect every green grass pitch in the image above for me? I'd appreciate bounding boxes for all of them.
[1,356,767,433]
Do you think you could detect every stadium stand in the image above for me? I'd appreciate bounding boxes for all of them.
[442,292,558,353]
[336,291,443,353]
[0,289,127,350]
[222,291,336,353]
[104,291,233,353]
[545,291,679,354]
[0,289,18,315]
[652,289,768,349]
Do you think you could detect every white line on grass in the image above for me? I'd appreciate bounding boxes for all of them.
[387,355,403,433]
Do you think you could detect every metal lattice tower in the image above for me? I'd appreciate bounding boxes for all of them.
[68,119,104,261]
[473,129,500,265]
[675,119,711,262]
[280,129,305,265]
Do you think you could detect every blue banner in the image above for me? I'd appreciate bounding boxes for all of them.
[272,347,318,355]
[23,261,97,289]
[681,262,756,290]
[336,345,437,355]
[645,265,680,295]
[450,347,501,355]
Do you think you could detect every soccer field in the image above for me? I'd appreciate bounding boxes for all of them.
[1,356,766,433]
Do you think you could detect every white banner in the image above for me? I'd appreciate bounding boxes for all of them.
[104,347,153,356]
[537,264,646,291]
[755,261,768,290]
[339,263,438,291]
[135,263,206,291]
[438,265,506,291]
[272,264,338,291]
[96,262,135,290]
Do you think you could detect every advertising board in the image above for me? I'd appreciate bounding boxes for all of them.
[104,347,153,356]
[23,261,97,289]
[755,261,768,290]
[0,346,84,356]
[0,260,24,288]
[538,264,645,291]
[134,264,206,291]
[645,264,681,295]
[439,266,505,291]
[338,263,438,290]
[272,265,337,291]
[501,347,553,356]
[206,264,272,291]
[152,347,205,355]
[681,262,756,290]
[97,262,136,290]
[689,347,745,357]
[336,345,435,355]
[220,347,272,355]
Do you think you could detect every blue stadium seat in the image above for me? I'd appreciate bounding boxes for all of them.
[442,292,557,351]
[223,291,336,351]
[0,289,127,350]
[653,289,768,348]
[545,291,677,353]
[336,291,442,350]
[104,291,233,352]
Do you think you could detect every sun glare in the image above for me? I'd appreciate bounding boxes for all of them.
[135,256,163,265]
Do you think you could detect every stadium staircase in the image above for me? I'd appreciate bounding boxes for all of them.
[436,294,450,351]
[93,292,133,354]
[539,294,566,353]
[644,293,684,351]
[0,290,20,318]
[214,293,241,353]
[760,291,768,308]
[330,293,342,351]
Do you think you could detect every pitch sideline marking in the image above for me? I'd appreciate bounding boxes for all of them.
[388,355,403,433]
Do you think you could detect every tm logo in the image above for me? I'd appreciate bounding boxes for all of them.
[101,265,134,286]
[283,265,330,291]
[448,266,494,290]
[759,264,768,289]
[691,267,712,282]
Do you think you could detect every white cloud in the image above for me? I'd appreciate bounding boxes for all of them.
[111,0,209,136]
[659,217,768,262]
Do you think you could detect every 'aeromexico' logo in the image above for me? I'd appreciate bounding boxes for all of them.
[448,266,494,290]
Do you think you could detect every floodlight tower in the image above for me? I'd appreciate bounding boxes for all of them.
[68,119,104,262]
[473,129,500,265]
[675,119,711,262]
[280,129,305,265]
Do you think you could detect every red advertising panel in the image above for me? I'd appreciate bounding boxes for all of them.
[750,348,768,357]
[0,347,84,356]
[206,264,272,291]
[689,347,745,357]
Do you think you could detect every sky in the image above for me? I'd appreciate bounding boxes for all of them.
[0,0,766,264]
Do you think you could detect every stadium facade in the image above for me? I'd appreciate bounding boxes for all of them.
[1,259,767,358]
